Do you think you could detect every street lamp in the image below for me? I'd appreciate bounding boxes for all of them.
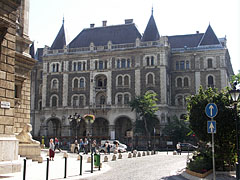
[229,82,240,180]
[68,113,82,137]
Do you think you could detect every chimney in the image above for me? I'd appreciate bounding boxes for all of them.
[102,21,107,27]
[196,31,199,34]
[90,24,95,28]
[125,19,133,24]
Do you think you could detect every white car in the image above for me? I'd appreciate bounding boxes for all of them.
[99,140,127,153]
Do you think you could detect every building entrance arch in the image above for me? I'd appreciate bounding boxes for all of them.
[92,117,109,137]
[46,117,61,137]
[115,116,132,142]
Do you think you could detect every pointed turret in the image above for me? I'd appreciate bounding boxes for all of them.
[142,8,160,42]
[198,24,221,46]
[50,18,67,50]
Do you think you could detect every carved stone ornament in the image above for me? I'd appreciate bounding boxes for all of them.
[16,124,40,144]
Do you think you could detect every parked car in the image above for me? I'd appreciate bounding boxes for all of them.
[180,143,198,151]
[99,140,127,153]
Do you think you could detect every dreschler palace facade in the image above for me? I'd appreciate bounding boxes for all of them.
[30,12,234,145]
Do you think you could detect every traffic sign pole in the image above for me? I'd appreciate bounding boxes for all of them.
[211,117,216,180]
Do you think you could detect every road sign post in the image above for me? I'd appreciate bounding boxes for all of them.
[205,103,218,180]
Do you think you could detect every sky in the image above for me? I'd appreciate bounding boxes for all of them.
[29,0,240,74]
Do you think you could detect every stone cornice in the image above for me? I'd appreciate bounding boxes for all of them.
[15,51,37,71]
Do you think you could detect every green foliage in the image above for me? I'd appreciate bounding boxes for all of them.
[186,86,237,169]
[162,116,192,144]
[231,70,240,86]
[188,148,212,173]
[130,92,159,137]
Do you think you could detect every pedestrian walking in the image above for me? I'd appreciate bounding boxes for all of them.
[91,140,97,154]
[74,139,79,153]
[54,137,61,152]
[78,138,84,154]
[176,142,181,155]
[49,138,55,161]
[83,138,89,154]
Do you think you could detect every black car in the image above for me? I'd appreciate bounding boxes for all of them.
[180,143,197,151]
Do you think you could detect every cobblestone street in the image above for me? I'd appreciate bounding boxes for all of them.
[84,152,188,180]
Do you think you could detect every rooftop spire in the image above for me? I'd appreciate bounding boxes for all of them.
[151,6,153,15]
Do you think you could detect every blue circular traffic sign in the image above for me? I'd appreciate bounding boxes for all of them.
[205,103,218,118]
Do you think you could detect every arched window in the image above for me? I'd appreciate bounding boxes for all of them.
[73,79,78,88]
[127,59,130,68]
[186,61,190,69]
[124,94,130,104]
[73,62,77,71]
[73,96,78,107]
[52,64,56,72]
[121,59,126,68]
[151,56,154,66]
[184,77,189,87]
[117,59,120,68]
[124,76,129,86]
[177,78,182,87]
[147,74,154,85]
[98,79,103,87]
[52,79,58,89]
[80,78,84,88]
[52,96,57,107]
[207,58,213,68]
[83,62,86,71]
[38,100,42,110]
[79,96,84,107]
[117,94,122,104]
[146,57,150,66]
[100,95,105,105]
[208,75,214,88]
[117,76,122,86]
[78,62,82,71]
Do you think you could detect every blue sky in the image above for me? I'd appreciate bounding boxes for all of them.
[29,0,240,74]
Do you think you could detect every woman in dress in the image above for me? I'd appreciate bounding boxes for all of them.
[49,138,55,161]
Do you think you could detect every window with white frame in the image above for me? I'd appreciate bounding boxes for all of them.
[116,58,131,69]
[145,55,155,66]
[51,63,61,72]
[80,78,85,88]
[207,75,214,88]
[175,60,190,70]
[72,60,87,71]
[51,79,59,90]
[176,77,182,87]
[50,95,58,107]
[183,77,189,87]
[146,73,154,85]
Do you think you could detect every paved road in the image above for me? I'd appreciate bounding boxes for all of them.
[83,152,188,180]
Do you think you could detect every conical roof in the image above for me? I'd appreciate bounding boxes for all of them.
[142,11,160,42]
[198,24,221,46]
[50,19,67,50]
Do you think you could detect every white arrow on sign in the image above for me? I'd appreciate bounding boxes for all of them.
[209,122,214,133]
[209,105,214,117]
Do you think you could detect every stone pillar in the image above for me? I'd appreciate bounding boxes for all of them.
[62,74,68,107]
[195,72,200,94]
[42,73,47,108]
[107,72,112,104]
[109,125,115,140]
[220,69,227,90]
[135,69,141,96]
[160,67,167,104]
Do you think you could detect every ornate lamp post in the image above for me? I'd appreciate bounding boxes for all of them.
[68,113,82,137]
[229,82,240,180]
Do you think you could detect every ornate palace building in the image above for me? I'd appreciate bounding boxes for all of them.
[0,0,35,174]
[30,11,234,145]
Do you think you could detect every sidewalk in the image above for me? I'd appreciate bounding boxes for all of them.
[0,150,110,180]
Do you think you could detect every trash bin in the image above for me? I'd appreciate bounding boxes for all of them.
[94,154,100,167]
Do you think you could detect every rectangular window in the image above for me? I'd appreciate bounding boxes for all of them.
[99,61,103,70]
[186,61,190,69]
[176,61,179,70]
[121,59,126,68]
[180,61,185,70]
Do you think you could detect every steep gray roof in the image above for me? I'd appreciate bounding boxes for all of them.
[68,23,142,48]
[168,33,204,48]
[198,24,221,46]
[142,14,160,42]
[50,21,67,50]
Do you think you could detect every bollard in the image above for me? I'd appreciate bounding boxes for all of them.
[80,155,82,175]
[46,158,49,180]
[23,159,26,180]
[91,154,93,173]
[98,153,101,171]
[64,157,67,178]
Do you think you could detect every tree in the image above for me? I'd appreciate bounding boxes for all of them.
[130,92,158,139]
[187,86,237,169]
[162,116,192,144]
[231,70,240,85]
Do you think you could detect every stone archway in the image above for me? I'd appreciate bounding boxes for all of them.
[46,117,61,137]
[92,117,109,137]
[115,116,132,142]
